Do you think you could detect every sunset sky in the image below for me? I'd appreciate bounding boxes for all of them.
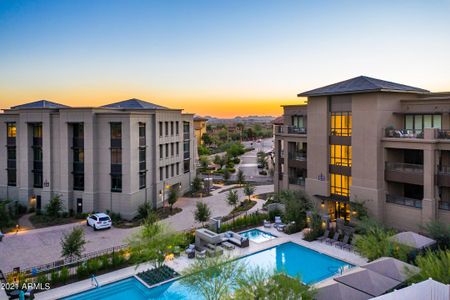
[1,0,450,117]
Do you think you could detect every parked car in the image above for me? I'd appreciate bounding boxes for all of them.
[86,213,112,230]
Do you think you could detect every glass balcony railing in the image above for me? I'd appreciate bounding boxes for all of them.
[385,162,423,173]
[288,152,306,161]
[386,194,422,208]
[384,128,423,139]
[275,125,307,135]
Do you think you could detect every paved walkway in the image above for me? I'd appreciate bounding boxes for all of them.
[0,184,273,273]
[17,213,35,230]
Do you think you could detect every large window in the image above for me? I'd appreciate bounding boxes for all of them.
[405,114,441,132]
[6,123,16,186]
[7,123,16,137]
[330,112,352,136]
[72,123,84,191]
[139,122,146,189]
[330,174,352,197]
[330,145,352,167]
[110,123,122,192]
[32,123,43,188]
[291,115,305,128]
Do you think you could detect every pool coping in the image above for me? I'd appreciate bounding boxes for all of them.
[35,227,366,299]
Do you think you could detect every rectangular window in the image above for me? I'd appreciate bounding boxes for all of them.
[176,163,180,175]
[170,122,174,135]
[32,123,43,188]
[166,165,169,179]
[139,122,146,146]
[292,115,304,128]
[171,164,174,177]
[165,122,169,136]
[139,172,146,189]
[176,142,180,155]
[176,121,179,135]
[160,144,163,159]
[165,144,169,158]
[330,174,352,197]
[171,143,174,156]
[184,159,190,173]
[330,112,352,136]
[330,145,352,167]
[7,169,16,186]
[111,175,122,192]
[404,114,442,131]
[73,174,84,191]
[160,167,164,181]
[7,123,16,137]
[183,121,190,140]
[159,122,163,137]
[110,123,122,139]
[111,149,122,164]
[184,141,190,159]
[110,123,122,192]
[6,123,16,186]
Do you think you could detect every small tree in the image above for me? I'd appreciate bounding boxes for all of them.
[213,155,225,169]
[223,168,230,182]
[191,177,203,195]
[46,195,63,217]
[199,155,209,170]
[226,190,239,220]
[243,183,255,201]
[236,169,246,186]
[194,202,211,227]
[60,227,86,260]
[167,187,179,212]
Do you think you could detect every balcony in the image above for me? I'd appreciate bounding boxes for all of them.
[288,177,305,186]
[437,166,450,187]
[385,162,423,185]
[438,201,450,211]
[386,194,422,208]
[275,125,307,135]
[384,128,423,139]
[288,152,306,169]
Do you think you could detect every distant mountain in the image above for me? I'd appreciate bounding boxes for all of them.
[201,115,275,124]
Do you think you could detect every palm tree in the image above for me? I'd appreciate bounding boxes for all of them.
[236,169,246,186]
[194,202,211,227]
[243,183,255,201]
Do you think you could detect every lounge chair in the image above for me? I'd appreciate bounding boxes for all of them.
[343,239,355,252]
[274,216,283,227]
[222,241,235,250]
[263,220,272,228]
[196,249,206,259]
[335,234,350,249]
[325,232,340,245]
[317,230,330,242]
[185,244,196,258]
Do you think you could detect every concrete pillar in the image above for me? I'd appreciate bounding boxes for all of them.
[83,116,95,213]
[18,118,31,206]
[59,117,71,211]
[422,141,436,225]
[41,115,52,206]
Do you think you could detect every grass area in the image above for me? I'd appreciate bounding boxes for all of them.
[221,200,257,223]
[29,214,82,228]
[114,207,182,228]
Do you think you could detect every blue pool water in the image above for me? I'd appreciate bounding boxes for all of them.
[239,229,276,243]
[64,242,352,300]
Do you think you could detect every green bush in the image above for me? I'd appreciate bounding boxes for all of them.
[268,209,283,222]
[410,249,450,284]
[112,252,125,267]
[59,267,69,284]
[303,212,324,241]
[100,255,110,270]
[137,202,151,219]
[233,157,240,164]
[36,273,48,285]
[76,263,88,279]
[87,258,101,274]
[219,212,268,233]
[50,271,59,284]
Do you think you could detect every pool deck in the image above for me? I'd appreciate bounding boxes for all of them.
[35,226,367,299]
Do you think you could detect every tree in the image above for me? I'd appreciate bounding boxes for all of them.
[194,202,211,227]
[199,155,209,170]
[182,256,245,300]
[408,249,450,284]
[0,199,12,231]
[202,133,213,146]
[421,220,450,250]
[198,144,210,156]
[167,187,179,212]
[226,190,239,220]
[128,213,185,268]
[60,227,86,260]
[46,195,63,217]
[236,169,246,186]
[243,183,255,201]
[213,155,225,169]
[191,177,203,194]
[277,190,312,232]
[223,168,230,182]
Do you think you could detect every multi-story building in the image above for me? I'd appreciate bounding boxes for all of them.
[0,98,196,219]
[193,116,208,146]
[274,76,450,231]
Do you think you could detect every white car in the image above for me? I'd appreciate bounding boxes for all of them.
[86,213,112,230]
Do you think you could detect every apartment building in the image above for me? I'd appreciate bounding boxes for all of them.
[274,76,450,231]
[0,98,196,219]
[193,116,208,146]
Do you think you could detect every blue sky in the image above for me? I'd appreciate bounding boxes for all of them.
[1,0,449,117]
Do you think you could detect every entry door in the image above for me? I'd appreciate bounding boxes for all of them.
[36,195,41,211]
[76,198,83,214]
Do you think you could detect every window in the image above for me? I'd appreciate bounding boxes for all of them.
[139,148,146,164]
[111,175,122,192]
[184,160,190,173]
[34,147,43,162]
[7,148,16,160]
[73,123,84,190]
[176,163,180,175]
[330,145,352,167]
[110,123,122,139]
[73,174,84,191]
[405,114,442,132]
[330,174,352,197]
[33,172,43,188]
[183,121,190,139]
[330,112,352,136]
[170,122,174,135]
[159,122,163,137]
[171,143,174,156]
[165,122,169,136]
[139,123,146,146]
[111,149,122,164]
[139,172,146,189]
[7,169,16,186]
[176,142,180,155]
[73,149,84,162]
[165,144,169,158]
[32,123,43,188]
[171,164,174,177]
[166,165,169,179]
[7,123,16,137]
[184,141,190,159]
[176,121,179,135]
[160,167,164,181]
[292,115,305,128]
[33,124,42,138]
[160,145,163,159]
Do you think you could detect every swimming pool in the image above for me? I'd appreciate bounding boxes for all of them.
[64,242,352,299]
[239,228,276,243]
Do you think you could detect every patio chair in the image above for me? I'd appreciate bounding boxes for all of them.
[274,216,283,226]
[222,241,235,250]
[343,238,355,252]
[317,230,330,242]
[325,232,340,245]
[185,244,196,258]
[263,220,272,228]
[335,234,350,249]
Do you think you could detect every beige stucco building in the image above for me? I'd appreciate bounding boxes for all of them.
[0,99,196,219]
[274,76,450,231]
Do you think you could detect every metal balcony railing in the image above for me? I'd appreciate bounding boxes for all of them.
[437,129,450,139]
[385,162,423,173]
[438,201,450,211]
[288,152,306,161]
[275,125,307,135]
[386,194,422,208]
[288,177,305,186]
[384,128,423,139]
[438,165,450,175]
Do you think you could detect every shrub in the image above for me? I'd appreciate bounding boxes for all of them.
[268,208,283,222]
[421,220,450,250]
[137,202,151,219]
[219,212,268,233]
[76,263,88,279]
[60,227,86,260]
[303,212,324,241]
[50,271,59,284]
[36,273,48,285]
[59,267,69,284]
[233,157,240,164]
[112,252,125,267]
[86,258,101,274]
[410,249,450,284]
[46,195,63,217]
[100,255,110,270]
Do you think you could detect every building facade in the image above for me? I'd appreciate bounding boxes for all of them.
[274,76,450,231]
[0,99,196,219]
[193,116,208,146]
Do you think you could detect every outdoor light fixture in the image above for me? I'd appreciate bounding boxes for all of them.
[320,200,325,208]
